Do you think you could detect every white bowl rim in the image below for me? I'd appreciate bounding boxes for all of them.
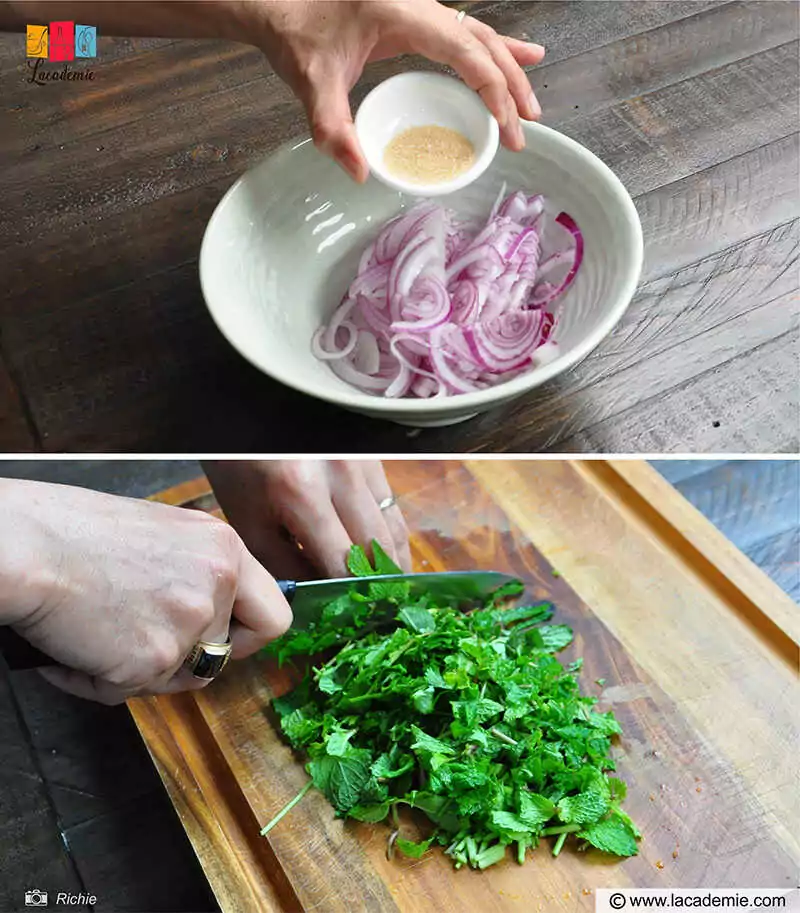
[354,71,500,197]
[199,120,644,416]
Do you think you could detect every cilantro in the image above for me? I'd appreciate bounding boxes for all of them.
[260,542,640,868]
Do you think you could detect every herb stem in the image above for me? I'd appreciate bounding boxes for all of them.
[260,780,314,835]
[541,824,580,836]
[489,727,518,746]
[552,832,568,857]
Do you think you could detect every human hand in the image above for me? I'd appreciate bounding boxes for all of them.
[204,460,412,579]
[252,0,545,181]
[0,479,292,704]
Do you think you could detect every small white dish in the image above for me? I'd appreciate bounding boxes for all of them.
[199,121,643,428]
[354,72,500,197]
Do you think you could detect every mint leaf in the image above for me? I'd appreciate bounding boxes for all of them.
[308,750,372,814]
[368,580,411,602]
[519,792,556,827]
[538,624,574,652]
[589,711,623,737]
[348,801,390,823]
[410,725,455,757]
[280,708,322,747]
[578,812,639,856]
[264,557,638,867]
[557,789,610,824]
[395,836,434,859]
[399,606,435,633]
[326,727,355,757]
[412,685,436,714]
[489,580,525,603]
[347,545,375,577]
[371,540,403,576]
[424,666,447,688]
[493,601,553,625]
[491,810,530,836]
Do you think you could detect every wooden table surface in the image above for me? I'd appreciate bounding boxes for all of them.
[130,460,799,912]
[2,1,798,454]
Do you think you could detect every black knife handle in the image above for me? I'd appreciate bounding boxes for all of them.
[277,580,296,602]
[1,581,299,672]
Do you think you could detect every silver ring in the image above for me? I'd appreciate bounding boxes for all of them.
[184,636,232,681]
[456,9,466,23]
[378,495,397,512]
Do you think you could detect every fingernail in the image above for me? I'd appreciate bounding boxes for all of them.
[515,118,526,149]
[528,89,541,119]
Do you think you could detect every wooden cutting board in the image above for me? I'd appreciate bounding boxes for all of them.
[128,461,799,912]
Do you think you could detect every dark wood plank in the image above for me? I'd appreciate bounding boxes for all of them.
[558,40,799,198]
[13,207,796,453]
[0,458,201,495]
[0,352,36,451]
[63,791,219,913]
[558,327,800,453]
[0,35,177,76]
[637,134,799,282]
[469,0,730,67]
[532,1,797,128]
[10,669,170,829]
[1,40,263,158]
[0,667,90,912]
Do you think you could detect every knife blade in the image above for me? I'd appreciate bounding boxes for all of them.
[281,570,517,629]
[0,571,516,670]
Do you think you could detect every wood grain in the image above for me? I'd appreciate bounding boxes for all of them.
[1,1,797,453]
[129,461,800,912]
[558,327,800,454]
[531,1,798,131]
[0,352,35,451]
[467,460,799,858]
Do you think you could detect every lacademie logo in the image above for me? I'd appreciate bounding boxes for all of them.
[26,21,97,84]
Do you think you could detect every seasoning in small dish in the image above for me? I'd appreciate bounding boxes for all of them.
[384,124,475,185]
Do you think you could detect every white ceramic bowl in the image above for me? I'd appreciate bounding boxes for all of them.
[354,72,500,196]
[200,121,643,427]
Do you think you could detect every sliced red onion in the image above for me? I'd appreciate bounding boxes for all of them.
[311,323,357,360]
[528,212,584,308]
[351,330,381,375]
[312,191,582,399]
[465,310,546,373]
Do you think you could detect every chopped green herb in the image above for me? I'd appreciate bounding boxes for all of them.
[260,543,639,868]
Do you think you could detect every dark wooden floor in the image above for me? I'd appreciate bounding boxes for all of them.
[1,1,798,452]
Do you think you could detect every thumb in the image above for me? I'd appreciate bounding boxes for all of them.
[302,70,369,184]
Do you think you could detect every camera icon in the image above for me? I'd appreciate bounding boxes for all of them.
[24,889,48,907]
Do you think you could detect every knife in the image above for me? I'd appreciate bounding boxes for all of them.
[0,571,516,671]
